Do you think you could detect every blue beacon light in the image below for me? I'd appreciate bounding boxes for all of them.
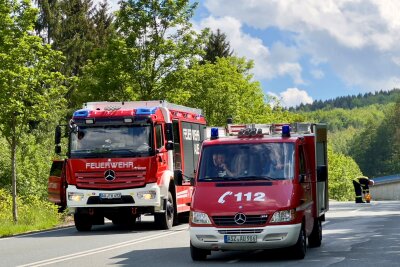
[210,128,219,140]
[282,125,291,137]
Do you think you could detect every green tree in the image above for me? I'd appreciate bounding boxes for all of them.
[202,28,233,64]
[54,0,96,78]
[163,57,302,125]
[328,146,363,201]
[350,99,400,177]
[35,0,60,44]
[0,0,66,222]
[99,0,207,100]
[92,0,114,49]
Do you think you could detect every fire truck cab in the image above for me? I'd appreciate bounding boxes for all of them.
[48,100,206,231]
[175,123,328,260]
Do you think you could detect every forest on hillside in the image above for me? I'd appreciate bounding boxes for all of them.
[302,92,400,178]
[0,0,396,226]
[290,89,400,112]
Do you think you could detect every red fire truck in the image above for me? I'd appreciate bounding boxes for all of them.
[48,100,206,231]
[175,123,328,260]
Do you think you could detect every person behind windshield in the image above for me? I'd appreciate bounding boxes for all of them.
[232,153,250,176]
[262,149,284,178]
[210,153,234,177]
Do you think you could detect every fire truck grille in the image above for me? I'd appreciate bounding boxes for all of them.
[87,195,134,205]
[218,229,263,234]
[212,215,268,226]
[75,170,146,189]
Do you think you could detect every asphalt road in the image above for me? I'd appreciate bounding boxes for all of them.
[1,201,400,267]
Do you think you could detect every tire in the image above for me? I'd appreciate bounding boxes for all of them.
[190,242,209,261]
[74,213,92,232]
[154,192,174,230]
[308,219,322,248]
[291,224,306,259]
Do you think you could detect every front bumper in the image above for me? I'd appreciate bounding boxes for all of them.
[66,183,161,209]
[190,223,301,251]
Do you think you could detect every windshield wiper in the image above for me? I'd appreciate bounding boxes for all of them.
[201,177,226,181]
[233,175,278,181]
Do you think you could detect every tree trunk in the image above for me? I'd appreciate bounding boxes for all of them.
[11,127,18,223]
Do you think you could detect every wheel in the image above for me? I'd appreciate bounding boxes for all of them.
[308,219,322,247]
[154,192,174,229]
[291,224,306,259]
[74,213,92,232]
[190,242,209,261]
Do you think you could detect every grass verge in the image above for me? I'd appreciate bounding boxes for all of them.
[0,188,65,237]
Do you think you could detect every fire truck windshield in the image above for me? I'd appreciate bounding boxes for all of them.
[69,124,153,158]
[198,143,294,181]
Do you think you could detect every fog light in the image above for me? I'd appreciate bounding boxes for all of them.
[196,235,218,242]
[263,233,288,241]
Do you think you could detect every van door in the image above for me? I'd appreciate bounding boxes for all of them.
[48,160,66,210]
[299,145,313,234]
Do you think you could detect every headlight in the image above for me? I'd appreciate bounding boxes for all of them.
[68,192,84,202]
[270,209,295,223]
[191,211,212,224]
[137,191,157,200]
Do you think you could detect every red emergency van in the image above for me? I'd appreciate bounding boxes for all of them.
[175,123,328,260]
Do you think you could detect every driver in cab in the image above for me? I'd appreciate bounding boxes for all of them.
[210,153,234,177]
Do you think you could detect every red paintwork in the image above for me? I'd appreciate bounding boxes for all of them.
[191,133,318,234]
[49,102,206,213]
[192,181,294,214]
[66,158,156,189]
[47,160,66,206]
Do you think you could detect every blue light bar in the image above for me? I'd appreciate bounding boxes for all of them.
[282,125,291,137]
[73,109,89,117]
[211,127,219,140]
[136,107,158,115]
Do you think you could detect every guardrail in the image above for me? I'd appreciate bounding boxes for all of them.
[370,174,400,200]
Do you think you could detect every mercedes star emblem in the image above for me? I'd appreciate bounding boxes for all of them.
[104,170,116,181]
[234,213,246,225]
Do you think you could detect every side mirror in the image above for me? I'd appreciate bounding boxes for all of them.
[55,125,62,145]
[165,123,173,142]
[298,174,306,183]
[317,165,328,182]
[55,126,62,154]
[174,170,183,186]
[165,141,173,151]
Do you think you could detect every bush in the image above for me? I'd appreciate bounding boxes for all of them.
[0,189,62,237]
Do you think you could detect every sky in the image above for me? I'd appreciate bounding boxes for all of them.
[101,0,400,107]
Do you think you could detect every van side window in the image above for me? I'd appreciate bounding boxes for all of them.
[299,145,306,175]
[173,121,182,170]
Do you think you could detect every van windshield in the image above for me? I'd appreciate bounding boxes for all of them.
[70,124,153,158]
[198,143,294,181]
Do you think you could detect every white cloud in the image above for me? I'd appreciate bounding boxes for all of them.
[195,16,304,84]
[279,88,313,108]
[203,0,400,91]
[311,69,324,79]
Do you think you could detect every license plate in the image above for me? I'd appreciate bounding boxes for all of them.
[99,193,122,199]
[224,235,257,243]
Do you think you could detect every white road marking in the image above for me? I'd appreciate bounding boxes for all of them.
[0,226,75,240]
[17,227,187,267]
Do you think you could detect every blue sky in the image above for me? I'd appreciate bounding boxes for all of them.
[102,0,400,107]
